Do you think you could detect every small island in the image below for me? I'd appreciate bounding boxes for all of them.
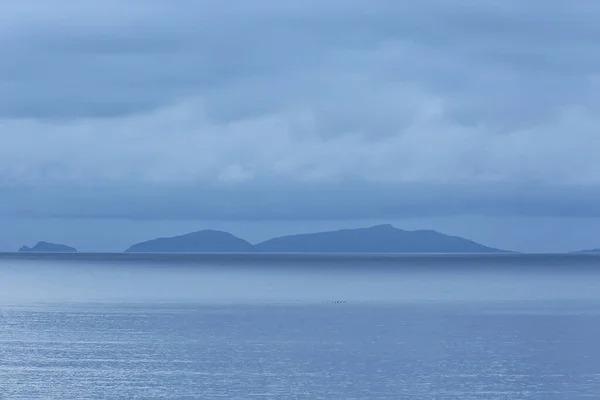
[572,248,600,253]
[19,241,77,253]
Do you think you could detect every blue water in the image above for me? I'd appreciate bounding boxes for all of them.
[1,254,600,399]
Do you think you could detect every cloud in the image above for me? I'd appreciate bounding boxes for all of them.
[1,0,600,219]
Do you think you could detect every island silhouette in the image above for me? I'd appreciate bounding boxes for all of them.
[124,224,508,253]
[19,241,77,253]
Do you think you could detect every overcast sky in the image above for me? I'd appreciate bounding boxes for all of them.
[1,1,599,252]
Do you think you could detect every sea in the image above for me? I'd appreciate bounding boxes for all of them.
[1,253,600,399]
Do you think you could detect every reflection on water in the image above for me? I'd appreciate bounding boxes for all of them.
[1,254,600,398]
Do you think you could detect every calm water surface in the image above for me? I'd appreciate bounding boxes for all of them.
[1,253,600,399]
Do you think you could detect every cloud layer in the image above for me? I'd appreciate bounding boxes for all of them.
[1,0,600,218]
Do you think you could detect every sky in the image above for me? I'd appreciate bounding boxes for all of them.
[1,0,600,252]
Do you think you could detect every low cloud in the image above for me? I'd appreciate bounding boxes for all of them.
[1,0,599,219]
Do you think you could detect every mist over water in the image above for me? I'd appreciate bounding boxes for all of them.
[1,253,600,304]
